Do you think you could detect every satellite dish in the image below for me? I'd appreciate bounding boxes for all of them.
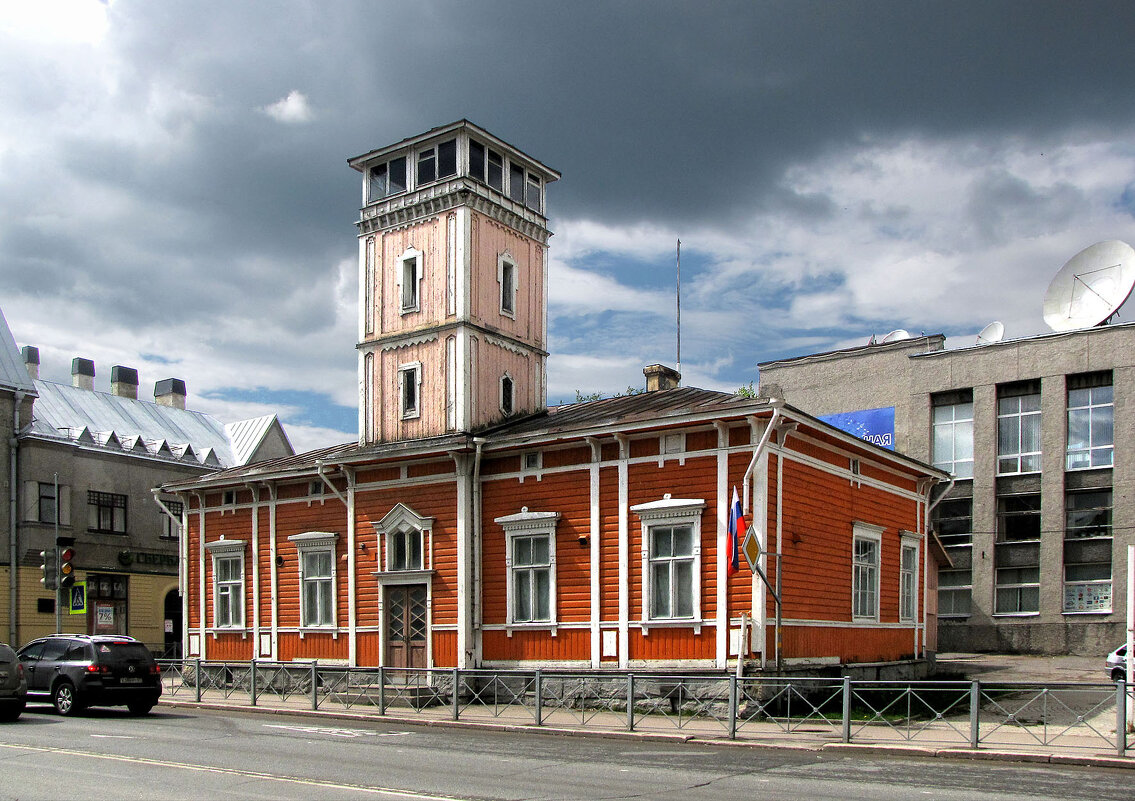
[976,321,1004,345]
[880,329,911,343]
[1042,240,1135,332]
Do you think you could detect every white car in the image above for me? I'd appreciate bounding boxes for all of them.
[1107,644,1129,682]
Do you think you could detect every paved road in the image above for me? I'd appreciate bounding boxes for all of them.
[1,703,1132,800]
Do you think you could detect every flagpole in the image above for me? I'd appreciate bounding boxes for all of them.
[676,238,681,382]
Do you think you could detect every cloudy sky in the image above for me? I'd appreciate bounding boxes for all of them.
[2,0,1134,452]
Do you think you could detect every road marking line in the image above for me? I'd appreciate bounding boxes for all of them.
[263,724,410,738]
[0,742,464,800]
[90,734,136,739]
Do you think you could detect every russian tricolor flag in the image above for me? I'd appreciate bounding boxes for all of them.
[727,486,746,576]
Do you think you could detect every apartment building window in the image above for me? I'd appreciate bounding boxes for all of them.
[933,493,973,617]
[899,539,918,622]
[38,482,57,524]
[367,156,407,202]
[994,491,1040,614]
[932,390,974,478]
[161,501,183,540]
[852,524,882,621]
[399,362,421,420]
[468,140,504,192]
[1063,489,1113,613]
[496,509,560,628]
[289,532,338,628]
[1067,372,1113,470]
[88,491,127,534]
[997,381,1041,474]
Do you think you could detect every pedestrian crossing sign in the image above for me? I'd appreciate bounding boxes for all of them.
[69,581,87,615]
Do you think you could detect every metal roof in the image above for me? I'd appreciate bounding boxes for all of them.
[0,308,35,396]
[27,380,282,468]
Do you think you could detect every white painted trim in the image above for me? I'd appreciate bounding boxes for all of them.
[497,251,518,319]
[397,361,422,420]
[899,533,920,625]
[851,523,884,623]
[396,246,423,314]
[289,532,339,630]
[454,454,473,668]
[632,496,705,628]
[714,422,728,668]
[269,485,278,661]
[587,438,601,668]
[495,508,560,629]
[250,489,260,653]
[346,469,357,666]
[197,493,206,659]
[616,434,629,669]
[446,214,457,317]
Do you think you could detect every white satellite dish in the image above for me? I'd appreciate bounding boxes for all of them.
[880,329,911,343]
[976,320,1004,345]
[1042,240,1135,332]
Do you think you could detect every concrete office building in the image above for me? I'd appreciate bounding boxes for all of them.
[759,321,1135,655]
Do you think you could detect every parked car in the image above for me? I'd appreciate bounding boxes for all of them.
[1106,644,1129,682]
[0,642,27,721]
[17,635,161,716]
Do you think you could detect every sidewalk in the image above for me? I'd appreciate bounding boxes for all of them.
[157,654,1134,771]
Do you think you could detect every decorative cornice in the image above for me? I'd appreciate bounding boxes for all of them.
[484,333,530,356]
[378,333,439,352]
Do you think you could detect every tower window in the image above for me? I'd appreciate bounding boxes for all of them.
[509,163,525,204]
[367,157,406,202]
[469,140,504,191]
[400,254,420,313]
[416,139,457,187]
[526,173,541,212]
[501,374,514,416]
[498,254,517,317]
[399,363,421,420]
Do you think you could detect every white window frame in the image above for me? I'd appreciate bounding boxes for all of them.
[937,568,973,618]
[997,390,1041,475]
[366,155,407,203]
[631,495,705,628]
[397,247,422,314]
[932,400,974,479]
[398,361,422,420]
[204,539,246,630]
[288,531,339,629]
[374,503,435,578]
[161,500,183,540]
[852,523,883,622]
[495,508,560,631]
[899,536,919,623]
[1066,380,1113,470]
[497,252,517,318]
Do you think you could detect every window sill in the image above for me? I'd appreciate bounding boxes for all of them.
[640,619,703,635]
[1062,610,1113,616]
[851,617,880,625]
[991,612,1040,618]
[506,622,558,638]
[207,628,248,640]
[298,627,338,639]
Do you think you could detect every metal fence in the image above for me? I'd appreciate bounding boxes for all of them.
[157,660,1135,756]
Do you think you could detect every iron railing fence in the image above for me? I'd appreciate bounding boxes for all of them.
[156,660,1135,756]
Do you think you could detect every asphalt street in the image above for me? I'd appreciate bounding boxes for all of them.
[0,703,1132,801]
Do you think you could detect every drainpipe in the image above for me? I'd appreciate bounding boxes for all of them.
[9,390,25,646]
[922,476,953,662]
[742,400,784,515]
[472,437,486,667]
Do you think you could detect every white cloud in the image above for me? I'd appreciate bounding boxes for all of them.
[262,90,313,124]
[0,0,110,44]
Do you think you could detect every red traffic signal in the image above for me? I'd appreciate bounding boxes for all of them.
[59,546,75,588]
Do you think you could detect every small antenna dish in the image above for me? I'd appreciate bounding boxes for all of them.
[976,321,1004,345]
[880,329,911,343]
[1042,240,1135,332]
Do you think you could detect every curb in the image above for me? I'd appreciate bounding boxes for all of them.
[157,699,1135,768]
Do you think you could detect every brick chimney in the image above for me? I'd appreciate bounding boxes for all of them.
[643,363,681,392]
[71,357,95,391]
[154,378,187,410]
[21,346,39,381]
[111,366,139,399]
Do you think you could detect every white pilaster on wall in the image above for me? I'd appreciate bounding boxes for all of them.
[250,485,260,657]
[196,491,206,660]
[268,486,279,661]
[753,447,769,664]
[616,434,629,669]
[457,206,470,321]
[714,422,729,669]
[454,454,474,668]
[346,468,357,666]
[587,437,601,668]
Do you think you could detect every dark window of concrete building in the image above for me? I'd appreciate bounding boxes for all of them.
[997,380,1041,475]
[934,491,973,618]
[1063,488,1112,614]
[88,490,126,534]
[1067,372,1113,470]
[933,495,972,547]
[997,492,1040,541]
[932,390,974,479]
[161,500,183,540]
[38,482,57,523]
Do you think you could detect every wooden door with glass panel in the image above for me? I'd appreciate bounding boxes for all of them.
[385,584,427,669]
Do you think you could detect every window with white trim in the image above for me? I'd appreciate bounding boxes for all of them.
[500,374,514,416]
[496,508,560,627]
[204,539,246,629]
[852,524,882,621]
[399,362,421,420]
[1067,372,1113,470]
[288,532,339,628]
[997,381,1041,474]
[631,496,704,624]
[932,390,974,479]
[468,139,504,192]
[387,525,423,571]
[498,253,517,317]
[367,156,407,203]
[160,500,183,540]
[899,539,918,622]
[399,251,421,314]
[415,138,457,187]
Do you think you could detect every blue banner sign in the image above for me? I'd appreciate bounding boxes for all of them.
[818,407,896,450]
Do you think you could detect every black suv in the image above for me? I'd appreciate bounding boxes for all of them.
[18,635,161,716]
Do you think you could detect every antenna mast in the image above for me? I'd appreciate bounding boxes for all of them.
[676,238,681,381]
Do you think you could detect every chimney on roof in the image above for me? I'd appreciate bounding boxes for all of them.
[21,346,39,381]
[154,378,186,410]
[111,366,139,399]
[71,357,95,391]
[643,363,681,392]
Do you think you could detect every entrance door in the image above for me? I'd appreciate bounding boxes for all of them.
[164,589,182,658]
[385,585,427,669]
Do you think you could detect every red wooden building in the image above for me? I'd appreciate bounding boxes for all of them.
[163,122,949,673]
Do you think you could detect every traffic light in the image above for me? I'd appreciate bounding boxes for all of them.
[59,546,75,589]
[40,549,57,591]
